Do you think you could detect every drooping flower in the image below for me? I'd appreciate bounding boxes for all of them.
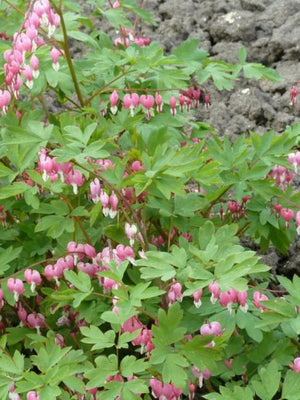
[7,278,24,302]
[110,90,119,114]
[169,96,177,116]
[125,223,138,246]
[24,269,42,292]
[290,357,300,373]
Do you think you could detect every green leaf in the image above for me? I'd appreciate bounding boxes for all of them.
[181,335,221,371]
[162,353,189,388]
[243,63,281,82]
[0,182,30,200]
[63,376,85,394]
[152,303,186,349]
[238,46,247,63]
[89,202,102,227]
[85,355,118,388]
[64,270,92,292]
[34,215,74,238]
[45,68,59,87]
[0,350,24,375]
[174,193,207,216]
[198,220,215,249]
[0,246,22,276]
[104,8,133,29]
[67,30,99,48]
[31,342,71,373]
[120,355,147,377]
[277,275,300,303]
[80,326,115,350]
[282,370,300,400]
[39,386,62,400]
[137,246,186,281]
[117,330,141,349]
[70,206,89,217]
[83,140,110,159]
[0,162,17,180]
[204,385,254,400]
[101,301,137,326]
[202,61,235,90]
[173,39,208,63]
[120,379,149,399]
[129,282,165,302]
[251,360,281,400]
[32,200,69,216]
[137,251,176,281]
[123,2,154,24]
[24,188,40,209]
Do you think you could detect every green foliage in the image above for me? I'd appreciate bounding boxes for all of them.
[0,0,299,399]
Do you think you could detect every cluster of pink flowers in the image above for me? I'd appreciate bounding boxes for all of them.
[179,87,210,110]
[226,196,250,221]
[2,241,138,340]
[272,203,300,231]
[3,0,61,106]
[90,178,118,218]
[114,27,151,49]
[168,281,183,306]
[219,289,248,313]
[268,165,293,190]
[200,320,224,348]
[200,320,224,337]
[109,90,158,118]
[19,308,46,334]
[208,281,248,312]
[150,378,182,400]
[108,88,210,119]
[64,241,135,294]
[122,315,154,354]
[38,149,84,194]
[3,273,45,335]
[44,254,75,286]
[89,159,122,218]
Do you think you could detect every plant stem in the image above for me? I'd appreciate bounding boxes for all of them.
[49,1,85,107]
[135,306,156,321]
[203,184,233,218]
[0,345,14,360]
[83,69,136,106]
[3,0,23,15]
[37,94,50,119]
[60,195,92,244]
